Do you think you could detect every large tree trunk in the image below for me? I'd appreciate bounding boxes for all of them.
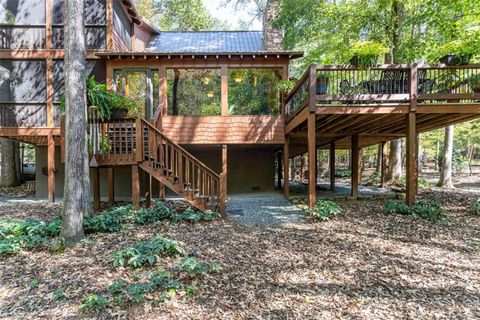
[172,69,180,115]
[387,139,402,181]
[0,138,21,187]
[62,0,91,247]
[437,125,455,188]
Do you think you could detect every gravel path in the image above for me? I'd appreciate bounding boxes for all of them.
[227,193,305,227]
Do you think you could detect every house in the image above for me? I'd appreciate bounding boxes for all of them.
[1,0,480,213]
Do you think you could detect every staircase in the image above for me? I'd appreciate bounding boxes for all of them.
[83,113,225,213]
[136,118,224,212]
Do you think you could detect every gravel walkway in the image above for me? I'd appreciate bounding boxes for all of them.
[227,193,305,227]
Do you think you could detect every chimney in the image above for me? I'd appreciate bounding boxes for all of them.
[263,0,283,51]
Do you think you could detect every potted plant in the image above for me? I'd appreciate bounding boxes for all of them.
[348,41,388,68]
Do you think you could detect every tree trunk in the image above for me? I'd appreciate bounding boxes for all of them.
[437,125,455,188]
[376,143,382,172]
[387,139,402,181]
[62,0,90,247]
[0,138,21,187]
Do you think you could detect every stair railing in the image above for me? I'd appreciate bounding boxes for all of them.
[138,118,224,212]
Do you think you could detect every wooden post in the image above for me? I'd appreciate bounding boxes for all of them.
[108,167,114,203]
[283,136,289,198]
[307,112,316,208]
[276,152,282,190]
[132,165,140,207]
[159,183,165,199]
[351,135,359,199]
[300,154,304,183]
[416,134,420,195]
[135,118,143,162]
[406,112,417,206]
[380,141,386,188]
[47,133,55,202]
[329,142,335,193]
[92,167,100,211]
[106,0,113,50]
[221,66,228,116]
[145,173,152,208]
[219,145,227,218]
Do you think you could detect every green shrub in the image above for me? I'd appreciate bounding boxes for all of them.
[366,171,380,185]
[79,293,107,313]
[412,199,446,222]
[384,200,412,215]
[384,199,447,221]
[335,169,351,178]
[307,200,342,221]
[472,199,480,215]
[175,256,208,276]
[112,237,185,268]
[84,212,124,234]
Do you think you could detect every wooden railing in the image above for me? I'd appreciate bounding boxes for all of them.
[285,64,480,120]
[138,118,223,212]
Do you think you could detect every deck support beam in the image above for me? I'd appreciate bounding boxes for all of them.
[283,136,289,198]
[329,142,335,193]
[219,145,227,218]
[132,165,140,207]
[276,152,282,190]
[351,135,360,199]
[307,112,316,208]
[406,112,417,206]
[47,133,55,203]
[380,141,386,188]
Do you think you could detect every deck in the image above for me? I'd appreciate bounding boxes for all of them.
[283,64,480,207]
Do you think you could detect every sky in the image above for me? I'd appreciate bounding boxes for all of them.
[203,0,263,30]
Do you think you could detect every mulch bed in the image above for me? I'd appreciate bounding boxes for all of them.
[0,188,479,319]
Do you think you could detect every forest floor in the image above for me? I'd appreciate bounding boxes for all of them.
[0,176,479,319]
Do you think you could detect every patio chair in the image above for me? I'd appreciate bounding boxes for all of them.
[380,69,408,94]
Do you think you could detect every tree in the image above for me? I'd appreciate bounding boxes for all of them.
[0,139,21,187]
[437,125,455,188]
[62,0,91,247]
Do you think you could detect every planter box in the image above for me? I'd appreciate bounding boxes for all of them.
[110,108,129,120]
[439,54,472,65]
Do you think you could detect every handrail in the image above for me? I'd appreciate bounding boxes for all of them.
[140,118,220,178]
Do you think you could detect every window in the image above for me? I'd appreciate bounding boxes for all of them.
[0,0,46,49]
[112,0,132,50]
[114,69,159,119]
[228,68,282,115]
[51,0,106,49]
[166,69,221,116]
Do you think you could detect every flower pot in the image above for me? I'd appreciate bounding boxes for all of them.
[110,108,128,120]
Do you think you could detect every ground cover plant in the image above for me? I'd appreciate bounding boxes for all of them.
[384,198,448,221]
[306,199,342,221]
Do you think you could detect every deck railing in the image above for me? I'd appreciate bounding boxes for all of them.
[284,64,480,120]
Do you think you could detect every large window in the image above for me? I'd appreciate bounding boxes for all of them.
[0,0,46,49]
[228,68,282,115]
[51,0,106,49]
[166,69,221,116]
[114,69,159,119]
[0,60,47,126]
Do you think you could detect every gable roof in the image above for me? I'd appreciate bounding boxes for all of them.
[146,31,268,54]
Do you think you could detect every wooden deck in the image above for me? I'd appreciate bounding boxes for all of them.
[283,64,480,207]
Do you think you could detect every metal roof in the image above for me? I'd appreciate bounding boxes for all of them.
[146,31,269,53]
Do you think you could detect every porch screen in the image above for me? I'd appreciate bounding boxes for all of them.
[228,68,282,115]
[166,69,221,116]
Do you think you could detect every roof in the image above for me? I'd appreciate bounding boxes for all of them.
[146,31,269,54]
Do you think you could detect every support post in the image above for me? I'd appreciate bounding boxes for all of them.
[307,113,316,208]
[351,135,359,199]
[221,66,228,116]
[159,182,165,199]
[132,165,140,207]
[145,173,152,208]
[92,167,100,211]
[47,133,55,202]
[276,152,282,190]
[406,112,417,206]
[300,154,304,183]
[283,136,289,198]
[108,167,114,203]
[219,145,227,218]
[329,142,335,193]
[380,141,386,188]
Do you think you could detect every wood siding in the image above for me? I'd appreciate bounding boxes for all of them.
[161,115,284,144]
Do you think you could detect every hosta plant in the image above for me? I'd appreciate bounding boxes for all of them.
[307,200,342,221]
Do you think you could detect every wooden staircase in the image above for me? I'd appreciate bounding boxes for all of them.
[136,118,225,212]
